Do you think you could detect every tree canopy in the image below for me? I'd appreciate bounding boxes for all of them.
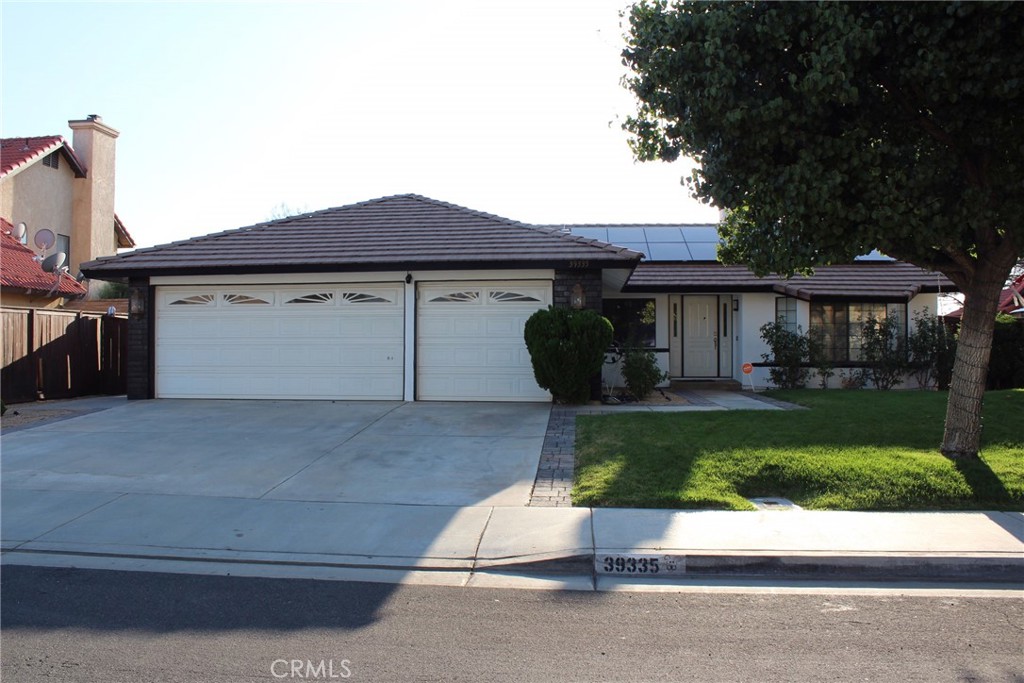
[623,1,1022,458]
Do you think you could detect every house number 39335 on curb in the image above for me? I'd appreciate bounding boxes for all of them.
[596,554,687,576]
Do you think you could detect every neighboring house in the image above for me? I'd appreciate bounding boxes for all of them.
[0,115,135,305]
[1,218,88,304]
[944,272,1024,321]
[81,194,952,402]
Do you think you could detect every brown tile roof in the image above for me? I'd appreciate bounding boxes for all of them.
[0,219,88,298]
[0,136,86,178]
[624,262,955,300]
[82,194,642,277]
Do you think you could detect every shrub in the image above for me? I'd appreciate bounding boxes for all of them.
[524,307,613,403]
[621,347,668,400]
[988,314,1024,389]
[807,328,835,390]
[759,321,809,389]
[839,369,867,390]
[907,308,957,390]
[97,281,131,299]
[860,316,908,390]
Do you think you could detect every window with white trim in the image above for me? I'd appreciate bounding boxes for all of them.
[810,302,907,362]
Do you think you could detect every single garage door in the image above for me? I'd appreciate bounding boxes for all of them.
[156,284,404,399]
[417,281,550,401]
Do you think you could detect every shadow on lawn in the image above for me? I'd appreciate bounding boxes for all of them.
[952,456,1016,507]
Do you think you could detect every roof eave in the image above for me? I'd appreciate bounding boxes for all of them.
[82,255,642,280]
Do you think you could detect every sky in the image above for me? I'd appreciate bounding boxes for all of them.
[1,0,719,249]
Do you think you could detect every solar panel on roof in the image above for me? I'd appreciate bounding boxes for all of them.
[680,226,720,242]
[606,227,648,243]
[642,227,684,240]
[687,242,720,260]
[645,242,693,260]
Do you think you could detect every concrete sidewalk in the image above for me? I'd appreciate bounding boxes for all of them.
[2,488,1021,588]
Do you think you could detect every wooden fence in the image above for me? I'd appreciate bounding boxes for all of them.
[1,307,128,404]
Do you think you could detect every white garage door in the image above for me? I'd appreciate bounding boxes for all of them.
[417,281,550,401]
[156,285,404,399]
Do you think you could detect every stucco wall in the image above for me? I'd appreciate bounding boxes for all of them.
[2,161,76,261]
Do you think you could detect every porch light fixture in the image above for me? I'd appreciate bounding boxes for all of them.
[571,283,585,309]
[732,299,739,312]
[405,273,413,284]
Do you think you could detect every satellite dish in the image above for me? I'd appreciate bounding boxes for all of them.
[34,228,56,250]
[12,222,27,241]
[41,252,66,273]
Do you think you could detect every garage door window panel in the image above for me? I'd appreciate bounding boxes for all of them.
[169,294,215,306]
[285,292,335,305]
[429,291,481,304]
[223,293,273,305]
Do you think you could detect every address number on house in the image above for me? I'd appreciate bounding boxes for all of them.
[596,554,686,576]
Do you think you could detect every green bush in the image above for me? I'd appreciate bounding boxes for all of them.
[524,307,613,403]
[860,316,908,390]
[988,314,1024,389]
[759,321,809,389]
[807,328,835,390]
[97,281,131,299]
[908,308,957,390]
[621,347,667,400]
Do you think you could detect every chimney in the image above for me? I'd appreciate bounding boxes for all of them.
[69,114,119,296]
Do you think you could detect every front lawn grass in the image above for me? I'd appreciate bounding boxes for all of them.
[573,389,1023,511]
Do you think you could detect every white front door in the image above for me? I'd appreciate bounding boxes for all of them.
[416,281,551,401]
[683,295,718,377]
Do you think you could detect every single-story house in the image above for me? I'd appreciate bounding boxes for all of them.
[81,194,953,401]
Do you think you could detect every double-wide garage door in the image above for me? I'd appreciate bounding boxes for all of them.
[155,281,550,401]
[156,285,406,400]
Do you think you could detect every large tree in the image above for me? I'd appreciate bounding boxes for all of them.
[623,1,1023,459]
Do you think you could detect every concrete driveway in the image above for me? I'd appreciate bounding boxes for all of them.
[0,400,551,507]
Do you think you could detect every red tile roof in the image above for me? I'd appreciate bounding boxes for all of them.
[624,262,954,301]
[61,298,129,315]
[114,213,135,248]
[0,136,86,178]
[1,218,88,297]
[82,194,642,277]
[944,273,1024,318]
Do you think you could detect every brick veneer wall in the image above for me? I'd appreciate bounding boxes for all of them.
[126,277,153,399]
[553,269,602,312]
[553,269,604,399]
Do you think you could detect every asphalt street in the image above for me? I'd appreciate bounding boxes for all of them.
[1,566,1021,682]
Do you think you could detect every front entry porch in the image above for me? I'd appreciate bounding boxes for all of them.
[668,294,736,380]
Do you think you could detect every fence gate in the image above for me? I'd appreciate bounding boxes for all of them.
[1,307,127,404]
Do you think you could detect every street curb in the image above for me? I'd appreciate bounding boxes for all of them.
[484,552,1024,584]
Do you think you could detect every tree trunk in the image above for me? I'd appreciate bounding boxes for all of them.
[940,264,1007,460]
